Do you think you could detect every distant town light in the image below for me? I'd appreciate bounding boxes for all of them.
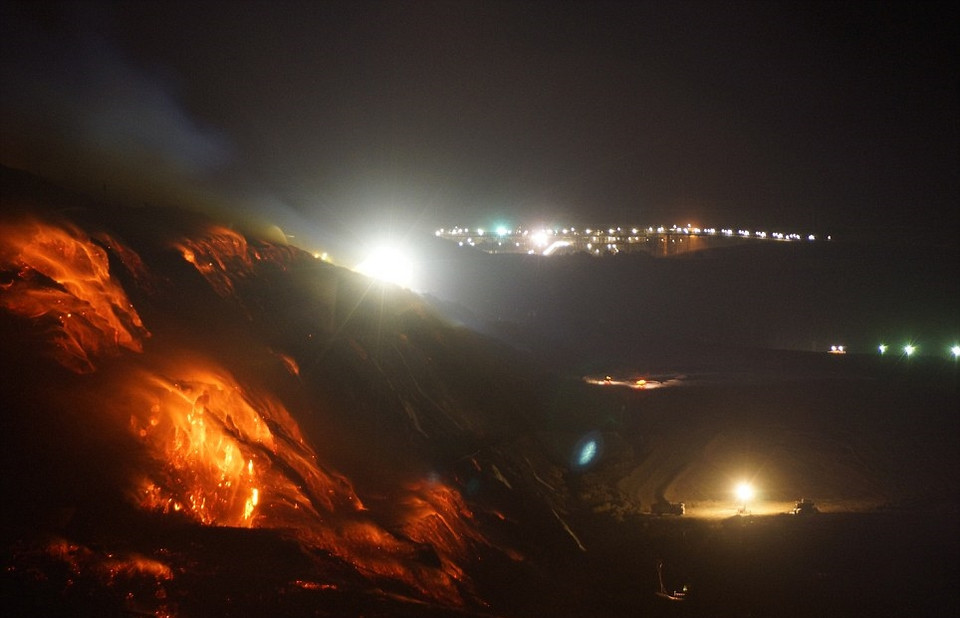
[951,345,960,358]
[878,344,888,355]
[435,222,828,258]
[904,344,916,357]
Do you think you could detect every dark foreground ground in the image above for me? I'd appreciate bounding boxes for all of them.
[5,506,956,618]
[557,509,959,618]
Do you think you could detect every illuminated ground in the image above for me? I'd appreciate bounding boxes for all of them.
[546,356,959,616]
[565,360,959,519]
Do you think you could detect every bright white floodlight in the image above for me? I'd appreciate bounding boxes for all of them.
[952,345,960,359]
[355,246,414,288]
[904,344,916,357]
[735,482,754,514]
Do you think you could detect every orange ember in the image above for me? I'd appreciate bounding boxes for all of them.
[400,481,483,570]
[175,226,252,297]
[43,538,174,582]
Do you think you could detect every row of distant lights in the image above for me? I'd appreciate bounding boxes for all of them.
[437,224,825,244]
[832,343,960,359]
[883,343,960,359]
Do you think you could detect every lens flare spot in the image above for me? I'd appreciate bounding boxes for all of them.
[571,432,604,469]
[578,440,597,466]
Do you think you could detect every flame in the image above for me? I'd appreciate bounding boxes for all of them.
[121,357,478,604]
[127,359,362,527]
[173,225,300,298]
[0,218,148,373]
[3,212,505,608]
[399,481,484,571]
[175,226,252,297]
[122,359,469,594]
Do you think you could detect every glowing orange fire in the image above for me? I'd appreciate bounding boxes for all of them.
[126,359,364,528]
[2,213,502,607]
[35,538,175,616]
[122,358,482,604]
[175,226,252,298]
[1,218,148,372]
[173,225,301,299]
[44,537,174,582]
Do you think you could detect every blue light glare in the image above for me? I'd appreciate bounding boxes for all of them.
[571,431,604,470]
[578,440,598,466]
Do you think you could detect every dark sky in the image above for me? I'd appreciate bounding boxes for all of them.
[2,0,957,250]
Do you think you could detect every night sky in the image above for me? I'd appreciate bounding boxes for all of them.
[2,1,957,249]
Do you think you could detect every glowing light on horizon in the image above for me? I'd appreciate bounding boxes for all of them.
[355,245,414,288]
[735,481,755,514]
[735,482,754,503]
[904,344,916,357]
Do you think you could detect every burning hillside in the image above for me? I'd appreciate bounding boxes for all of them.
[4,167,958,618]
[0,167,570,615]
